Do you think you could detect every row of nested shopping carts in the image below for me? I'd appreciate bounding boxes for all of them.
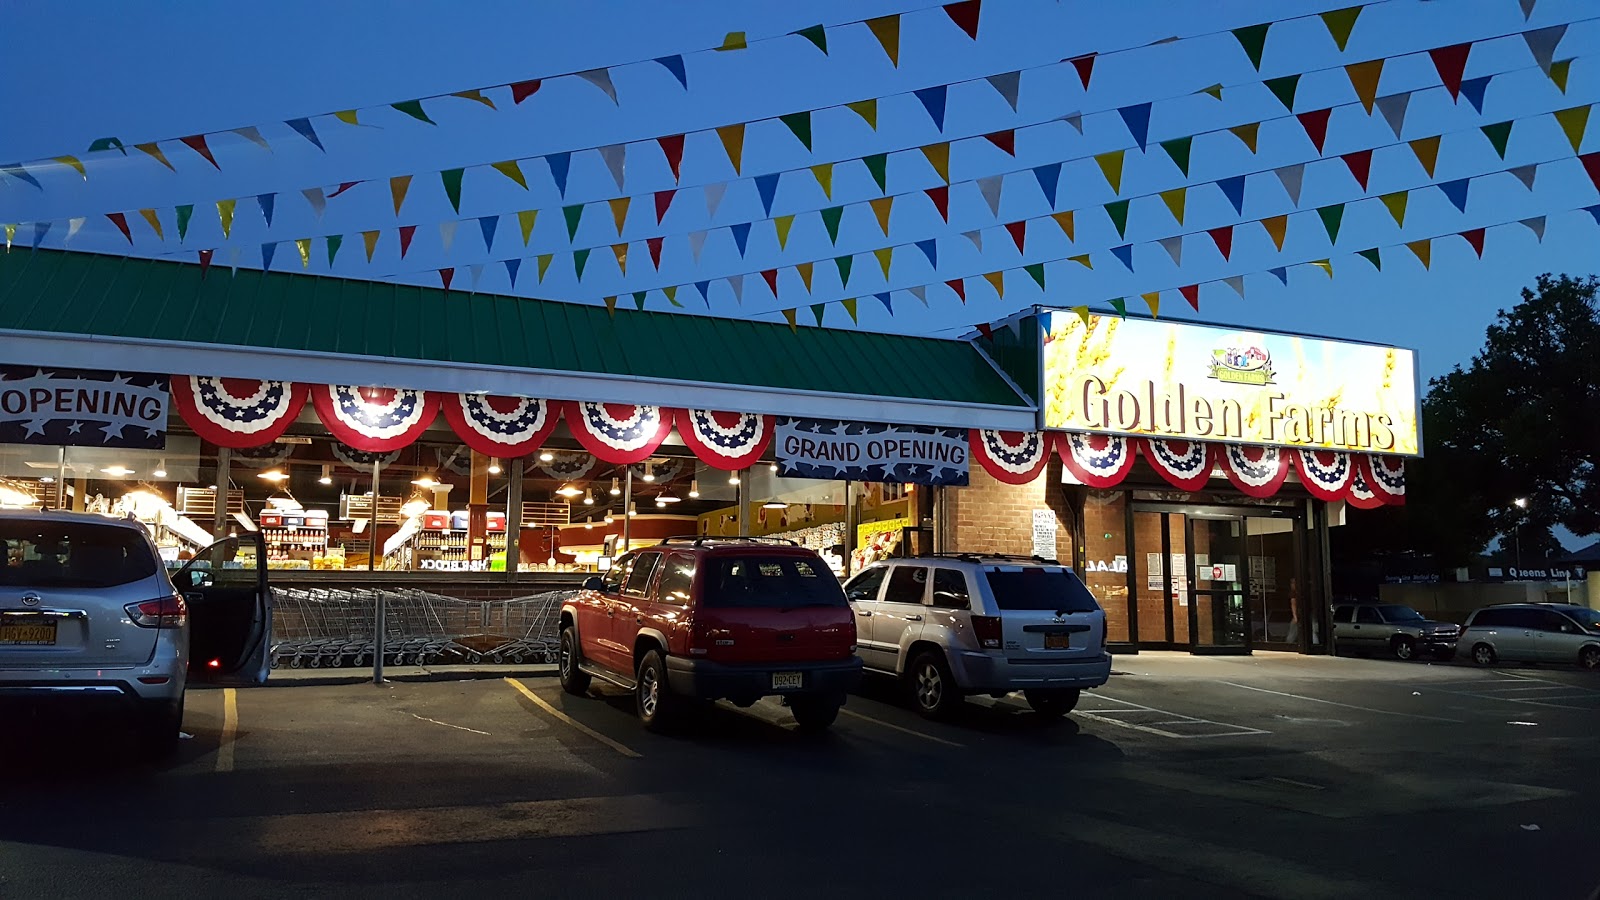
[268,587,573,669]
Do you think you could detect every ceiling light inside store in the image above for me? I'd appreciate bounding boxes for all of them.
[609,477,621,496]
[762,500,788,509]
[657,491,680,503]
[728,473,740,485]
[769,463,778,473]
[319,465,333,486]
[584,519,594,529]
[411,471,440,488]
[642,463,655,482]
[539,451,555,463]
[488,458,502,475]
[604,513,614,525]
[627,502,637,517]
[401,487,431,517]
[583,489,594,505]
[257,469,288,482]
[688,479,700,499]
[152,460,168,478]
[555,484,584,498]
[40,476,55,484]
[655,498,666,507]
[101,466,135,477]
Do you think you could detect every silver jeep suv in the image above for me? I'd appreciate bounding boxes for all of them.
[843,554,1112,718]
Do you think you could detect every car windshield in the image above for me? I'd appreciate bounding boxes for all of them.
[984,567,1100,613]
[0,521,158,588]
[702,555,847,608]
[1379,605,1426,622]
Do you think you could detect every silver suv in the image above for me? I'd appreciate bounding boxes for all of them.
[1457,603,1600,669]
[1,509,273,756]
[843,554,1112,718]
[1331,603,1461,661]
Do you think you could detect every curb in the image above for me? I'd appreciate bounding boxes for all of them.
[260,665,558,687]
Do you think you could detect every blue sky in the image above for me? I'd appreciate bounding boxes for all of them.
[1,0,1595,384]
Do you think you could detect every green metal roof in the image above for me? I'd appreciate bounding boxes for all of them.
[0,249,1028,409]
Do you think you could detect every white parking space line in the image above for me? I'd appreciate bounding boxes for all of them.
[215,688,238,773]
[838,708,966,748]
[1218,682,1463,723]
[1074,694,1268,739]
[505,678,642,759]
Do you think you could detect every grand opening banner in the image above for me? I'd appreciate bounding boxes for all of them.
[1042,313,1420,456]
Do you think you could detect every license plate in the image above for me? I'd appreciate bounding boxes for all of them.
[1044,633,1073,650]
[772,671,803,690]
[0,621,57,646]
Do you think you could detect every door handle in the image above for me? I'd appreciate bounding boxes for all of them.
[606,609,615,617]
[856,610,872,617]
[636,617,644,625]
[903,615,923,622]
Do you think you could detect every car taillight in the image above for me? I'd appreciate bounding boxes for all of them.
[971,615,1003,650]
[126,595,187,628]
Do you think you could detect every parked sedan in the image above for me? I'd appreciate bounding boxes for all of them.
[1332,603,1460,660]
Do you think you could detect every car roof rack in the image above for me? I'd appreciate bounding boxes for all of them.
[658,535,801,547]
[918,551,1062,565]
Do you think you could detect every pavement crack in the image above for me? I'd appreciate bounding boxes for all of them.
[409,713,490,736]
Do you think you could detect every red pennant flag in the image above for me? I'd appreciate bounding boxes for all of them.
[647,236,664,269]
[1340,148,1373,190]
[1429,43,1472,100]
[1005,220,1027,252]
[947,278,967,302]
[1067,53,1096,89]
[399,225,417,258]
[976,322,993,339]
[1580,152,1600,191]
[1297,108,1332,154]
[180,135,220,170]
[105,212,132,244]
[1207,225,1234,260]
[926,185,950,221]
[1461,227,1486,257]
[944,0,981,39]
[1180,284,1200,310]
[761,268,779,295]
[440,268,455,290]
[658,135,685,181]
[510,79,542,104]
[983,129,1015,155]
[198,248,214,276]
[328,181,361,198]
[655,189,675,223]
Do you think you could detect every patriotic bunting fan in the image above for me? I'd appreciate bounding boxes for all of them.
[1220,444,1290,498]
[563,401,675,464]
[969,430,1050,484]
[528,450,601,482]
[311,384,439,452]
[171,376,308,448]
[330,444,402,471]
[1055,432,1137,487]
[1345,463,1385,509]
[675,409,773,470]
[1362,454,1406,502]
[1293,449,1354,501]
[1140,438,1215,491]
[440,393,560,457]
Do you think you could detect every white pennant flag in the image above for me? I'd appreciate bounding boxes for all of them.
[1061,112,1084,133]
[599,144,627,191]
[1509,164,1538,190]
[301,187,327,219]
[577,68,619,103]
[986,71,1022,110]
[228,246,242,274]
[962,230,983,250]
[439,220,458,252]
[1376,92,1411,138]
[66,217,85,242]
[705,182,728,218]
[1159,235,1183,265]
[688,229,708,262]
[977,175,1004,215]
[727,273,744,302]
[1523,24,1566,75]
[1224,275,1246,298]
[470,264,485,290]
[1519,216,1546,241]
[1275,163,1305,206]
[909,285,928,305]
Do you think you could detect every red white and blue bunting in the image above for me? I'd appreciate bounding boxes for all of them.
[969,429,1051,485]
[1055,432,1137,488]
[563,401,676,464]
[674,409,773,470]
[1293,449,1354,501]
[330,444,402,471]
[311,384,440,452]
[1140,438,1216,491]
[171,376,308,448]
[1361,454,1406,503]
[1345,463,1385,509]
[527,449,601,482]
[440,393,561,458]
[1220,444,1291,498]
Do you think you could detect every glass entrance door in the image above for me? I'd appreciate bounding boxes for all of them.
[1186,515,1250,651]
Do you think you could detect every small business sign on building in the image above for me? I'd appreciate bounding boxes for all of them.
[775,418,968,486]
[0,367,169,449]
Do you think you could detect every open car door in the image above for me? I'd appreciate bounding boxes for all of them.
[172,532,273,685]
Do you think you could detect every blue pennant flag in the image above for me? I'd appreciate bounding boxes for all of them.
[1118,102,1153,151]
[914,85,948,131]
[285,117,324,151]
[1032,163,1062,208]
[875,292,893,313]
[695,280,711,304]
[1111,243,1134,271]
[1269,266,1288,285]
[730,221,752,256]
[478,215,498,251]
[1218,175,1246,214]
[1439,178,1470,212]
[1459,75,1492,114]
[261,242,278,270]
[257,193,276,227]
[755,173,780,216]
[547,152,571,196]
[654,55,688,88]
[915,239,937,266]
[504,258,521,287]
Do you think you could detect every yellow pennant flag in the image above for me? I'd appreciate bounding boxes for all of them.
[604,296,618,316]
[492,160,529,189]
[138,208,164,240]
[612,243,628,275]
[716,31,747,51]
[874,247,894,278]
[361,230,380,261]
[842,297,859,322]
[796,261,814,291]
[609,197,630,235]
[775,215,795,249]
[1262,214,1288,251]
[1159,187,1187,224]
[1381,191,1408,226]
[717,124,745,173]
[920,143,950,183]
[517,210,538,244]
[295,238,311,268]
[1228,122,1260,153]
[782,308,798,332]
[983,271,1005,297]
[53,156,86,179]
[1068,253,1093,269]
[334,109,361,126]
[810,163,833,199]
[135,142,174,172]
[1309,259,1334,276]
[866,15,901,66]
[1072,305,1091,328]
[1051,211,1075,241]
[1555,105,1590,153]
[217,198,236,238]
[870,196,894,235]
[1345,59,1384,114]
[452,89,496,109]
[1094,150,1125,194]
[1406,239,1431,269]
[664,286,680,307]
[1408,136,1440,177]
[4,223,13,249]
[1549,58,1572,93]
[537,253,554,281]
[846,99,878,129]
[1141,291,1161,318]
[390,175,413,214]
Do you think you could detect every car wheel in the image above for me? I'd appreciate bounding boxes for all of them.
[134,697,183,760]
[1024,688,1081,718]
[789,695,841,734]
[1580,646,1600,671]
[1472,643,1497,666]
[635,649,678,732]
[1391,635,1416,661]
[558,626,591,696]
[907,651,959,719]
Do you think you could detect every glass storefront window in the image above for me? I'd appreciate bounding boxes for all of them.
[1083,490,1131,643]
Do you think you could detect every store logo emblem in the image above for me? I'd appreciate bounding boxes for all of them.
[1209,345,1274,386]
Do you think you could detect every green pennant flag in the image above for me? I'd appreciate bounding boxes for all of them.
[537,253,554,281]
[1105,199,1130,239]
[441,168,464,213]
[795,24,828,54]
[1199,83,1223,100]
[1025,263,1045,290]
[391,99,435,125]
[1549,58,1572,93]
[633,291,647,310]
[1232,23,1271,70]
[779,112,813,150]
[1320,6,1362,51]
[175,204,193,242]
[821,206,844,244]
[1317,203,1345,244]
[1109,297,1128,317]
[811,303,826,325]
[1265,73,1300,111]
[1480,121,1513,159]
[835,254,853,287]
[842,297,858,323]
[864,153,888,193]
[1356,247,1381,270]
[327,234,343,266]
[563,204,584,240]
[573,248,591,280]
[1159,136,1192,176]
[664,286,683,307]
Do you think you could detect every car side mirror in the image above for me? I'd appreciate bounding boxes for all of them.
[582,576,605,592]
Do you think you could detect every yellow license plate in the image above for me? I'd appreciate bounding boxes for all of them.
[0,622,57,645]
[1044,633,1073,650]
[772,672,803,690]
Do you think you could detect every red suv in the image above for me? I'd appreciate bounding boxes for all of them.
[558,537,862,732]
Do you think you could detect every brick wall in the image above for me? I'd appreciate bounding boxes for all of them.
[945,460,1077,563]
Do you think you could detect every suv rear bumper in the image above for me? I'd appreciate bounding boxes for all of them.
[666,655,863,701]
[950,650,1112,693]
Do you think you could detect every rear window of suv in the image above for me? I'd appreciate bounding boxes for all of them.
[983,567,1100,613]
[702,555,847,608]
[1,521,157,588]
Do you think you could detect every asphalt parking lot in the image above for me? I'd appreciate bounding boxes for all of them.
[3,653,1597,900]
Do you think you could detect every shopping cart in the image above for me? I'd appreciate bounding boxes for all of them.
[480,590,574,664]
[268,587,484,668]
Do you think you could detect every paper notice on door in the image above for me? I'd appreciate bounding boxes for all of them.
[1031,509,1057,559]
[1222,563,1238,581]
[1146,552,1164,591]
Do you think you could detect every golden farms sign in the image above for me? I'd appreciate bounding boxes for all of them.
[1042,314,1419,456]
